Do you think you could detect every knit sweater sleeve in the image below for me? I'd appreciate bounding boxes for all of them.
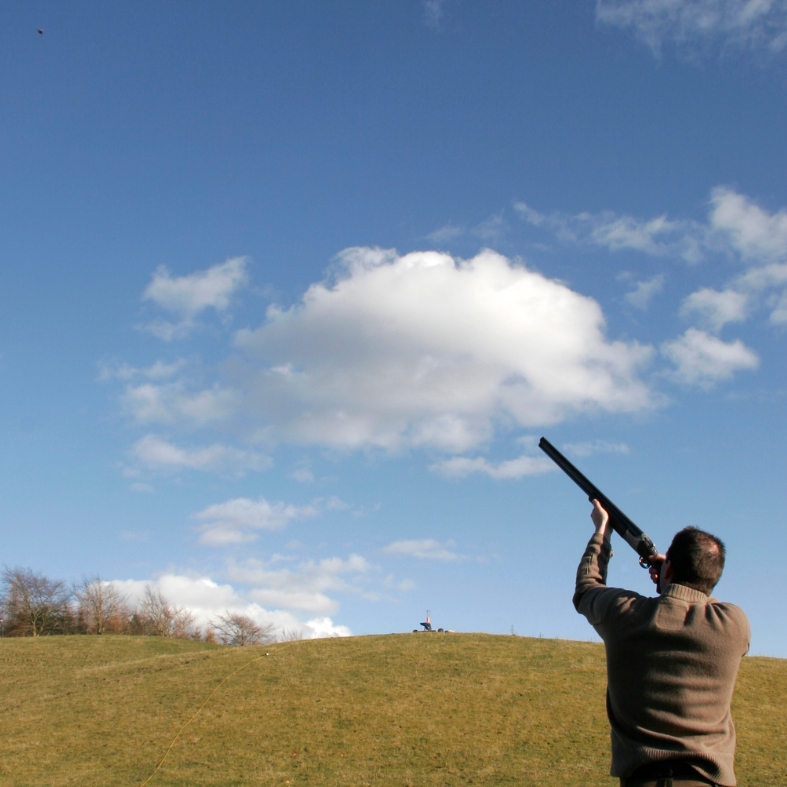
[573,529,624,626]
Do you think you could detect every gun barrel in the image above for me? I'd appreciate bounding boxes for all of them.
[539,437,659,565]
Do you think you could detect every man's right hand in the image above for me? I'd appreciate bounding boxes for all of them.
[648,555,667,587]
[590,499,609,535]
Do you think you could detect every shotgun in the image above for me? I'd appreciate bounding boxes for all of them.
[538,437,659,569]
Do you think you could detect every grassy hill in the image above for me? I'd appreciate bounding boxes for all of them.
[1,634,785,787]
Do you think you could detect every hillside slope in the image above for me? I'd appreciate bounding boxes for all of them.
[0,634,784,786]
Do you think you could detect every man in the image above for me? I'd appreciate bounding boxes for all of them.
[574,499,750,787]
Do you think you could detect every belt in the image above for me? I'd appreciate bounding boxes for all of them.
[621,761,717,787]
[621,780,715,787]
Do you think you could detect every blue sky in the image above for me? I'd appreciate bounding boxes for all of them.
[2,1,787,653]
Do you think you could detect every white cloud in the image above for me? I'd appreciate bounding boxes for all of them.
[111,573,351,638]
[661,328,759,386]
[426,223,464,244]
[625,274,665,310]
[231,248,654,451]
[473,214,506,242]
[423,0,447,30]
[769,289,787,324]
[291,463,315,483]
[681,288,749,331]
[144,257,249,317]
[227,554,372,613]
[122,382,237,426]
[382,539,464,561]
[195,497,318,546]
[515,201,704,262]
[596,0,787,56]
[563,440,630,457]
[141,257,249,339]
[130,434,271,475]
[514,202,546,227]
[519,188,787,329]
[98,358,186,382]
[429,453,554,479]
[709,187,787,263]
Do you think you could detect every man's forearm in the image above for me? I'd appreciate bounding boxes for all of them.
[573,529,612,611]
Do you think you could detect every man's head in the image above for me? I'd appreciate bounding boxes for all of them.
[665,527,726,595]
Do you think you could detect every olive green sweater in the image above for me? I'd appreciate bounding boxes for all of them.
[574,530,750,786]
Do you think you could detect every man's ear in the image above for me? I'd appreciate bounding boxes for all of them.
[663,560,674,583]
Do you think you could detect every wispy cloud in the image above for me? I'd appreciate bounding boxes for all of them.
[129,434,271,476]
[563,440,630,458]
[596,0,787,57]
[98,358,187,382]
[426,223,464,244]
[195,497,318,546]
[520,188,787,330]
[429,454,554,479]
[423,0,447,30]
[515,201,704,262]
[382,539,464,561]
[625,274,665,310]
[227,554,372,613]
[121,381,237,427]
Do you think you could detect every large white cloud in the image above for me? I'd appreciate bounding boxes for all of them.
[230,248,654,451]
[596,0,787,56]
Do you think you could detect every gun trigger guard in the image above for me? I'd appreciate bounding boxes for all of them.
[638,557,650,569]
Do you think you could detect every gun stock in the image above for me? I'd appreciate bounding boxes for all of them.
[538,437,659,568]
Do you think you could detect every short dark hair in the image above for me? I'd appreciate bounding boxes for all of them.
[666,527,726,595]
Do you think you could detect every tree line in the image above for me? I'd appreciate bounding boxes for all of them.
[0,566,292,646]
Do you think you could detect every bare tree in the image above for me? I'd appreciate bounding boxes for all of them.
[170,606,197,640]
[1,567,72,637]
[279,626,305,642]
[74,576,129,634]
[137,586,196,639]
[138,586,174,636]
[211,612,277,646]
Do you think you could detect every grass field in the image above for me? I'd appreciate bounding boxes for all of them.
[0,634,785,787]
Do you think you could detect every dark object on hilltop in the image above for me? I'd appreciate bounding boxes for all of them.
[412,610,449,633]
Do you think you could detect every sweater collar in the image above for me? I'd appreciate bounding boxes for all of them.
[662,582,712,603]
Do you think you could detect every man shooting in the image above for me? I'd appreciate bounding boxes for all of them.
[575,499,750,787]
